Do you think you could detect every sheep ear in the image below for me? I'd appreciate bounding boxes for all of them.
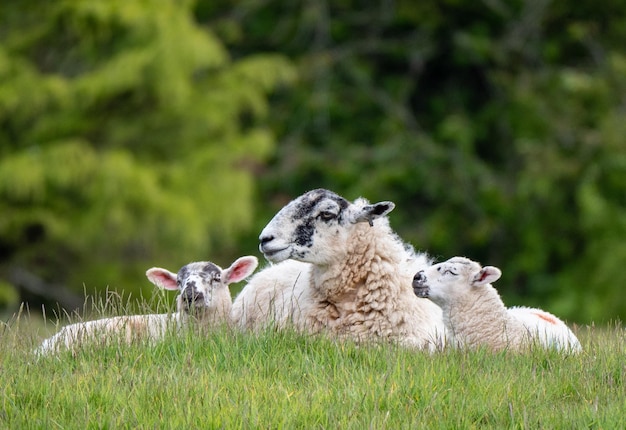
[222,256,259,285]
[146,268,179,291]
[472,266,502,286]
[349,201,395,226]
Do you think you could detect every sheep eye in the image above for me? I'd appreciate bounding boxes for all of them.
[437,266,457,275]
[318,211,336,221]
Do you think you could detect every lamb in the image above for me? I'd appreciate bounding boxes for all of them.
[35,256,258,356]
[231,188,445,350]
[412,256,582,353]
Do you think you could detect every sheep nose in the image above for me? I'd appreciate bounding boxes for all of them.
[413,271,426,286]
[182,288,203,303]
[259,234,274,252]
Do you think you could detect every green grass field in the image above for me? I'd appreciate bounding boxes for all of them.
[1,310,624,429]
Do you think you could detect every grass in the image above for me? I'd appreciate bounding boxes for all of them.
[1,307,625,429]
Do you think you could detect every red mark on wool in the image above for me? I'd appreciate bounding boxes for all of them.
[533,312,558,325]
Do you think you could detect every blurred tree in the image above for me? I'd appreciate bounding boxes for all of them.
[0,0,294,315]
[201,0,626,322]
[2,0,624,324]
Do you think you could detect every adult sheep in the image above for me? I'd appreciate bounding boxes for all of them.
[412,256,582,353]
[231,188,445,350]
[36,256,258,356]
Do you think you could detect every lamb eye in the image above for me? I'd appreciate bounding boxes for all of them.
[443,269,457,276]
[318,211,336,221]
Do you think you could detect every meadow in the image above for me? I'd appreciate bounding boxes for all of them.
[1,306,624,429]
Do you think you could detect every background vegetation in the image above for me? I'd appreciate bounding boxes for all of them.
[1,0,625,323]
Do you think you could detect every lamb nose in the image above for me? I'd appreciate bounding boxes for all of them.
[413,271,426,285]
[183,289,194,301]
[183,289,202,302]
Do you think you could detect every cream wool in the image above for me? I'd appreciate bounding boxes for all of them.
[413,256,581,353]
[230,259,311,330]
[35,313,181,356]
[232,189,444,350]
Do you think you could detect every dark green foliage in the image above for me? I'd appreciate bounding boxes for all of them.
[205,0,626,322]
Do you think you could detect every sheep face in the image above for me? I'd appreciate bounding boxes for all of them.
[412,257,502,307]
[176,262,228,314]
[146,256,258,316]
[258,188,395,264]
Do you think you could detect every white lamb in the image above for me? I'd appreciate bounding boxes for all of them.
[35,256,258,356]
[412,256,582,353]
[231,188,445,350]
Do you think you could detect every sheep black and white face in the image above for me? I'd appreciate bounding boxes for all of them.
[412,257,502,306]
[145,256,258,315]
[258,188,395,265]
[174,262,225,314]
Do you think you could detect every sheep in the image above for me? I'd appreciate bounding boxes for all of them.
[35,256,258,356]
[412,256,582,353]
[231,188,445,350]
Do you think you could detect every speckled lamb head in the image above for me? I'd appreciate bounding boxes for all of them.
[145,256,258,316]
[258,188,395,264]
[412,256,502,307]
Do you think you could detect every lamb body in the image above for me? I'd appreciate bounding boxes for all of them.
[36,256,258,355]
[412,256,581,353]
[231,188,444,350]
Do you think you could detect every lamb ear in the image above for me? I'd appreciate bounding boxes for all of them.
[472,266,502,286]
[222,256,259,285]
[146,268,179,291]
[349,201,395,226]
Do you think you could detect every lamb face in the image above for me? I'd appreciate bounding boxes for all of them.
[412,257,501,307]
[176,262,228,314]
[146,256,258,317]
[258,188,395,264]
[146,262,229,317]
